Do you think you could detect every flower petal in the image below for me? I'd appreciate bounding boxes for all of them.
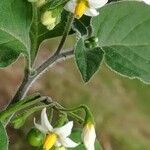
[59,137,79,148]
[34,118,48,134]
[54,121,73,138]
[88,0,108,8]
[143,0,150,5]
[84,8,99,16]
[41,108,53,131]
[82,124,96,150]
[64,0,77,13]
[55,140,62,147]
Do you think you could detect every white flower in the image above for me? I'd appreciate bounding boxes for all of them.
[34,108,78,150]
[64,0,108,18]
[82,123,96,150]
[143,0,150,5]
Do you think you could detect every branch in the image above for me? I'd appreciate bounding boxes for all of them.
[10,49,74,104]
[10,13,74,105]
[54,13,74,55]
[35,49,74,78]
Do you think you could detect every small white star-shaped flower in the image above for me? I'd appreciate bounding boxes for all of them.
[34,108,79,150]
[64,0,108,18]
[143,0,150,5]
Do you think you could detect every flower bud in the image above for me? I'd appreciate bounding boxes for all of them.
[82,122,96,150]
[84,36,99,49]
[41,11,57,30]
[41,6,62,30]
[82,106,96,150]
[27,128,45,147]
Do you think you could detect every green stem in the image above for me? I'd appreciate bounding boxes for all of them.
[55,105,83,112]
[11,93,41,108]
[2,93,40,114]
[54,13,74,55]
[12,104,54,125]
[9,55,31,105]
[52,102,84,124]
[10,13,74,105]
[0,96,47,122]
[54,104,94,124]
[5,13,74,126]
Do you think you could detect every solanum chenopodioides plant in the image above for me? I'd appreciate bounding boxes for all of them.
[0,0,150,149]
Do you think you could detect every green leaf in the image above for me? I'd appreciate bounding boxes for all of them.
[69,128,102,150]
[0,122,8,150]
[0,0,32,67]
[92,1,150,83]
[42,0,69,10]
[75,38,104,82]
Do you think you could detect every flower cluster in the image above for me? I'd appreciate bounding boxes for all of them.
[31,108,96,150]
[28,0,150,31]
[28,0,108,30]
[34,108,78,149]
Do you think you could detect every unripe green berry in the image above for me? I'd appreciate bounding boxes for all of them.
[27,128,45,147]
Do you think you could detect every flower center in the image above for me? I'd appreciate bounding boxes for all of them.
[75,0,89,19]
[43,133,57,150]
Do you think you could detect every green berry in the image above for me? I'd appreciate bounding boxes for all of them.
[27,128,45,147]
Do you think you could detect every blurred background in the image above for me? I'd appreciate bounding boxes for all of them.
[0,36,150,150]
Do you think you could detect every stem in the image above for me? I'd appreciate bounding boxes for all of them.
[5,13,75,126]
[35,13,74,77]
[7,55,31,105]
[10,93,41,109]
[35,50,74,78]
[42,97,84,123]
[10,50,74,105]
[53,101,84,124]
[11,104,53,129]
[54,13,74,56]
[10,13,74,105]
[11,74,30,103]
[0,97,47,122]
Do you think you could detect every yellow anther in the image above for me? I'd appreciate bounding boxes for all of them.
[43,133,57,150]
[75,0,89,19]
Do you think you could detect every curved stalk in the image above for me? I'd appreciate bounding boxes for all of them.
[10,50,74,105]
[10,13,74,105]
